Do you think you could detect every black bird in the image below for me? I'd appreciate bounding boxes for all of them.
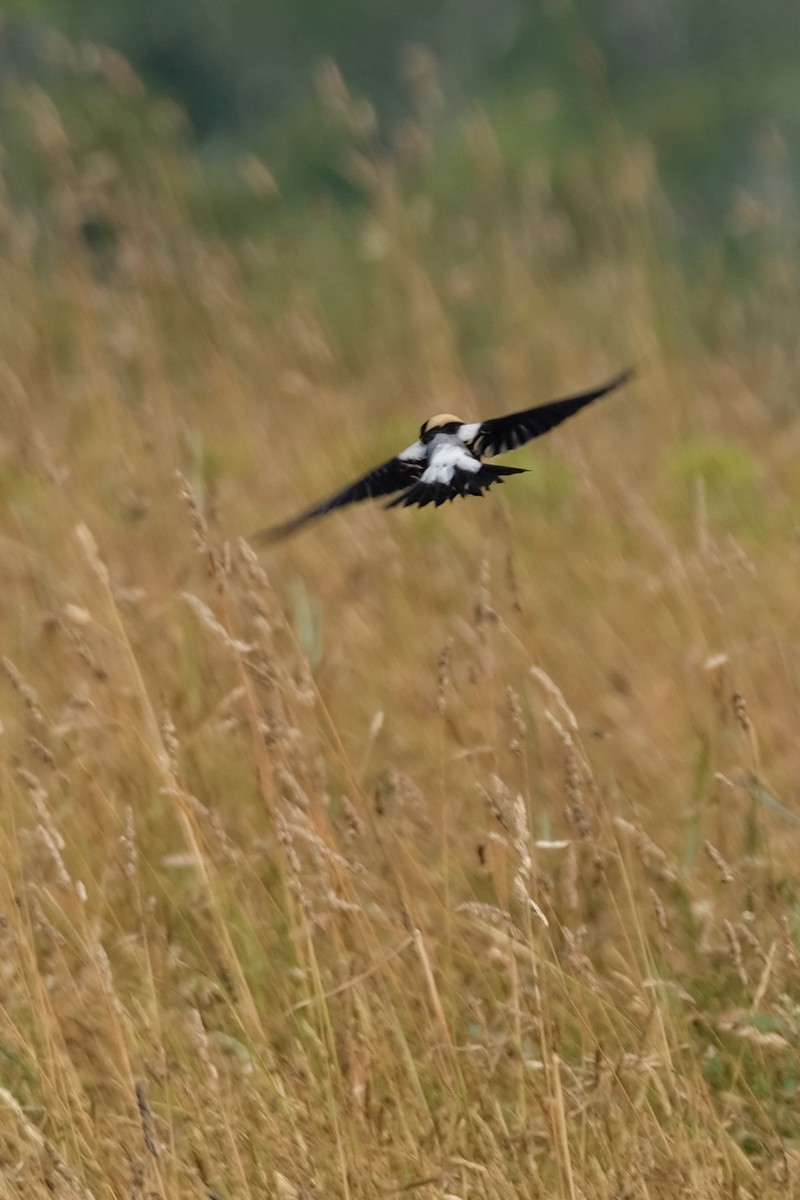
[256,369,633,542]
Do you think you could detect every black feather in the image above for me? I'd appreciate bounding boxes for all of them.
[474,368,633,459]
[385,463,526,511]
[253,454,422,542]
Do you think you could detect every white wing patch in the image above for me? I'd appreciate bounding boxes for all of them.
[421,438,481,485]
[398,440,426,462]
[457,422,481,447]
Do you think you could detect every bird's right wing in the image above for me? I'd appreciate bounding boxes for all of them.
[253,442,426,543]
[473,368,634,458]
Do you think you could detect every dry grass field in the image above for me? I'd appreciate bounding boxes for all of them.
[3,67,800,1199]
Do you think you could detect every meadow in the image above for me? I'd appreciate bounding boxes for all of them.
[2,59,800,1199]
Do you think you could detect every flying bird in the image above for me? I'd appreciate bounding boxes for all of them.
[256,368,633,542]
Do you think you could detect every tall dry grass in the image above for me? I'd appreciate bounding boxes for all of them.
[2,59,800,1199]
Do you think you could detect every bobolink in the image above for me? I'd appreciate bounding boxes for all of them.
[256,368,633,542]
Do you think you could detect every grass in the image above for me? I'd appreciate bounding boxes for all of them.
[3,59,800,1200]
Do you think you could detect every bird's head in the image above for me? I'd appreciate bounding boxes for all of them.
[420,413,463,442]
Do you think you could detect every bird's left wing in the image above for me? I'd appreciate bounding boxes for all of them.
[253,441,426,542]
[472,368,634,459]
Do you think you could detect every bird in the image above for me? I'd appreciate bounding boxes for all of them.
[255,368,633,542]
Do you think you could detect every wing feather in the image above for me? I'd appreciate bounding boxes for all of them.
[474,369,634,459]
[253,448,424,542]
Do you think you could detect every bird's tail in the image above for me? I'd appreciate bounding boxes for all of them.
[386,464,527,510]
[461,463,528,497]
[385,482,452,509]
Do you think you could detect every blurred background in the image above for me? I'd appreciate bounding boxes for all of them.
[2,0,799,239]
[5,5,800,1195]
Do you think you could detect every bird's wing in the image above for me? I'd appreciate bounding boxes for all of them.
[472,368,634,459]
[253,441,426,542]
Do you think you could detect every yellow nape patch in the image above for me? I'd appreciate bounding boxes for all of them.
[425,412,463,430]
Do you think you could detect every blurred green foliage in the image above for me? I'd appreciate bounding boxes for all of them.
[667,440,764,533]
[1,0,799,232]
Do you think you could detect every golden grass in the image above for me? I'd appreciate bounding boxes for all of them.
[2,70,800,1199]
